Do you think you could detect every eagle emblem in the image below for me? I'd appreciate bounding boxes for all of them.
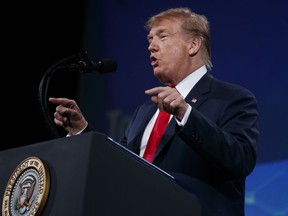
[15,175,36,214]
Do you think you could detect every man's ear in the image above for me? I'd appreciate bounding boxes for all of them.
[188,37,202,56]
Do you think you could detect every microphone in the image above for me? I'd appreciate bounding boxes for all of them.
[63,57,118,73]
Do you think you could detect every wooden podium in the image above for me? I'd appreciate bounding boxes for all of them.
[0,132,201,216]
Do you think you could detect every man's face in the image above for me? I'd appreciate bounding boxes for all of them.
[147,18,191,85]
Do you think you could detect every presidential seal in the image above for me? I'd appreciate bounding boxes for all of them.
[2,156,50,216]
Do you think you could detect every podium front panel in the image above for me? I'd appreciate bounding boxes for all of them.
[0,132,201,216]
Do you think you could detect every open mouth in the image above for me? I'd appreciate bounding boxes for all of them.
[150,56,158,67]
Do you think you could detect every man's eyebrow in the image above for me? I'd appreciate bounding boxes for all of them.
[147,29,167,40]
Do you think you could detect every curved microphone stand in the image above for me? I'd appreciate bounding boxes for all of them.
[38,52,88,138]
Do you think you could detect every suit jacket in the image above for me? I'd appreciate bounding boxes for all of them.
[118,73,260,216]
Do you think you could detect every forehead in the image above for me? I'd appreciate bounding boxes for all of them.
[149,18,182,35]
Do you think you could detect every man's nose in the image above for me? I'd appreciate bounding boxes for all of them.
[148,40,158,52]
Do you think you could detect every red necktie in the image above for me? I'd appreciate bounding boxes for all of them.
[143,110,171,162]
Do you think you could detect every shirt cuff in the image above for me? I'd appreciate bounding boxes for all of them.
[175,104,192,127]
[66,124,88,137]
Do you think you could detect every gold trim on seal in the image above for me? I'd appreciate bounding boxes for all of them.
[2,156,50,216]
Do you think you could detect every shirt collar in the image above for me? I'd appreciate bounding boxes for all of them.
[175,65,207,98]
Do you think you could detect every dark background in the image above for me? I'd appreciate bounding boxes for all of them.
[4,1,87,149]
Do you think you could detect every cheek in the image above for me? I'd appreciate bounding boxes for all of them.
[160,47,177,64]
[168,42,187,56]
[168,46,187,64]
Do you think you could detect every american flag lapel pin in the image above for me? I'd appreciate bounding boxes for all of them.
[191,98,198,103]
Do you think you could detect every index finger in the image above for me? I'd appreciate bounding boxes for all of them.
[49,97,73,107]
[145,87,166,95]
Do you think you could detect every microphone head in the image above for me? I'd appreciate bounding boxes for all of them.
[93,59,118,73]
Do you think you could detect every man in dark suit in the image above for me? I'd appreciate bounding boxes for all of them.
[49,7,259,216]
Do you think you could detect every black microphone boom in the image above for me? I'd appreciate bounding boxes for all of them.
[64,57,118,74]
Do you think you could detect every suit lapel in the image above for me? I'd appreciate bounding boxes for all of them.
[185,72,212,108]
[127,102,157,153]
